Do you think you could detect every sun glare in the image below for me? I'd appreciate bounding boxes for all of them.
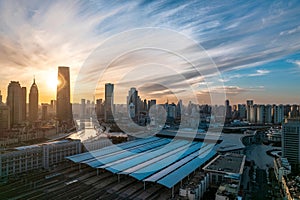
[47,75,59,91]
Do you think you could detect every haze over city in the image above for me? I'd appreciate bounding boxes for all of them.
[0,0,300,104]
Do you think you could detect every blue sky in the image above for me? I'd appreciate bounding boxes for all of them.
[0,0,299,104]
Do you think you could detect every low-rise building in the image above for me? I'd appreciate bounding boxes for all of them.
[274,157,291,182]
[0,139,81,178]
[179,172,209,200]
[203,153,245,199]
[282,176,300,200]
[215,183,239,200]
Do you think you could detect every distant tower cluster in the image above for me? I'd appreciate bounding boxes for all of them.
[56,66,73,124]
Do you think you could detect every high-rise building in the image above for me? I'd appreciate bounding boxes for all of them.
[6,81,24,126]
[274,104,285,124]
[237,104,246,120]
[41,103,48,121]
[29,78,39,121]
[149,99,156,109]
[0,90,2,104]
[143,99,147,112]
[289,105,299,118]
[127,88,139,117]
[95,99,104,120]
[265,104,272,124]
[256,105,265,124]
[176,100,183,119]
[225,99,232,120]
[246,100,254,121]
[56,66,72,123]
[80,99,86,119]
[21,87,26,121]
[249,104,257,123]
[104,83,114,122]
[0,103,10,131]
[282,118,300,171]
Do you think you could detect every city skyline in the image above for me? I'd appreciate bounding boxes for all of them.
[0,1,300,104]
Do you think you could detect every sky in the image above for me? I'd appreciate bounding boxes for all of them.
[0,0,300,105]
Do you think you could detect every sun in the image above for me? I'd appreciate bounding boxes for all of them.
[47,75,59,91]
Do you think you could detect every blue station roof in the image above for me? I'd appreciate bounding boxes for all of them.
[66,136,216,188]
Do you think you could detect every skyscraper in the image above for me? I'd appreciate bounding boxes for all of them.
[274,104,285,124]
[246,100,254,121]
[41,103,48,121]
[56,66,72,123]
[29,78,39,121]
[127,87,139,117]
[0,92,10,131]
[6,81,24,126]
[282,118,300,171]
[0,104,10,132]
[104,83,114,122]
[21,87,26,121]
[0,90,2,104]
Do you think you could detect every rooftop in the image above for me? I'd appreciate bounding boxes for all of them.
[67,136,217,189]
[203,153,246,175]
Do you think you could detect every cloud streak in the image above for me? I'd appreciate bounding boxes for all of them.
[0,0,299,104]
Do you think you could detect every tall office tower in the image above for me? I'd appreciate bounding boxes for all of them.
[21,87,26,121]
[274,104,285,124]
[143,99,147,111]
[29,78,39,121]
[127,88,139,117]
[238,104,246,120]
[176,100,182,119]
[6,81,23,126]
[246,100,254,121]
[104,83,114,122]
[56,66,72,123]
[225,99,232,119]
[282,118,300,171]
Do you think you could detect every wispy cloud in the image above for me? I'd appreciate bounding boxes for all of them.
[287,59,300,68]
[248,69,270,76]
[0,0,299,103]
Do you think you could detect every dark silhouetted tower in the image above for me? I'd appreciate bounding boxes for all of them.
[56,66,72,124]
[29,78,39,121]
[7,81,24,126]
[104,83,114,122]
[21,87,26,121]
